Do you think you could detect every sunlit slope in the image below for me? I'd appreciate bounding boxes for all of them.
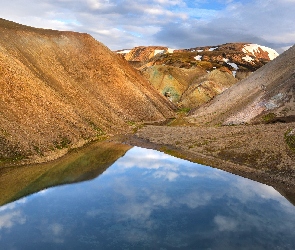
[0,18,175,165]
[188,44,295,125]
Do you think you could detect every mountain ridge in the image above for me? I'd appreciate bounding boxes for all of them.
[116,43,279,110]
[116,42,279,78]
[188,44,295,125]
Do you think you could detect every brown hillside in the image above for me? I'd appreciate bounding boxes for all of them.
[141,65,237,109]
[188,44,295,125]
[141,65,207,103]
[179,69,237,108]
[0,18,175,166]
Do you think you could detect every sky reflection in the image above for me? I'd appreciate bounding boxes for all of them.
[0,147,295,249]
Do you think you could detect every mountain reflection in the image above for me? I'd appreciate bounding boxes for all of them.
[0,147,295,249]
[0,141,131,206]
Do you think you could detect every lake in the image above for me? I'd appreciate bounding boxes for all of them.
[1,146,295,249]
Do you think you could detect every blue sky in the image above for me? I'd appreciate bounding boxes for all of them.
[0,0,294,52]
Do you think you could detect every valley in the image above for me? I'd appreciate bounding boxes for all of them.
[0,18,294,206]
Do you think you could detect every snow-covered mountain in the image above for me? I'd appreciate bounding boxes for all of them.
[116,43,279,80]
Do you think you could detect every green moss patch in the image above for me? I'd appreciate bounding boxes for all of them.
[285,129,295,151]
[262,113,277,123]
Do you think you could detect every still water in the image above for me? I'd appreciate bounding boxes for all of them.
[1,146,295,249]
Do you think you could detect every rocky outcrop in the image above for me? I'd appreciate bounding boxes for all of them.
[117,46,174,69]
[188,44,295,125]
[0,18,175,166]
[124,46,173,62]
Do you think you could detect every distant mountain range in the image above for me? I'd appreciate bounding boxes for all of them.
[116,43,279,109]
[116,43,278,78]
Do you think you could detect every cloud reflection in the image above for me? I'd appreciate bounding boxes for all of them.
[0,210,26,230]
[0,198,27,237]
[1,147,295,248]
[0,198,27,212]
[214,215,238,232]
[91,147,295,247]
[38,222,66,244]
[110,147,221,181]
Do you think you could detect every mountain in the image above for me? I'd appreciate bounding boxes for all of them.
[117,43,279,80]
[0,18,175,166]
[116,43,278,109]
[188,44,295,125]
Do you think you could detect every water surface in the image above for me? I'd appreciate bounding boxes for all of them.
[1,146,295,249]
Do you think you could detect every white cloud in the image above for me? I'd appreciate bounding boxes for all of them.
[0,0,293,51]
[86,0,115,10]
[154,0,184,6]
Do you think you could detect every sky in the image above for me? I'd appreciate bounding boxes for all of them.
[1,0,295,52]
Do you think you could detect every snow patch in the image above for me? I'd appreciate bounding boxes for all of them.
[242,55,254,62]
[232,71,237,77]
[242,44,279,60]
[154,50,165,56]
[209,47,218,51]
[117,49,131,54]
[167,48,175,53]
[194,55,202,61]
[197,50,203,52]
[223,58,238,70]
[227,62,238,70]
